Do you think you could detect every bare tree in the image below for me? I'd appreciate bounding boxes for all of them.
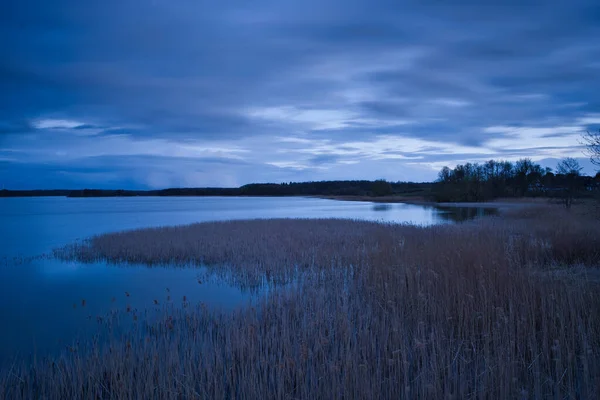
[556,157,583,176]
[556,158,583,209]
[437,166,452,183]
[582,129,600,166]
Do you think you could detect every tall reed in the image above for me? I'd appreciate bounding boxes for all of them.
[3,205,600,399]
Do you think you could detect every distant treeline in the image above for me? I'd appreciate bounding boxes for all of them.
[0,181,432,198]
[3,165,599,203]
[434,158,600,203]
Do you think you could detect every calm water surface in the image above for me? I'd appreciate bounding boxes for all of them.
[0,196,494,363]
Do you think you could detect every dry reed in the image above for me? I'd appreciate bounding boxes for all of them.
[2,205,600,399]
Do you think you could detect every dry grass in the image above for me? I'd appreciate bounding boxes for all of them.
[3,205,600,399]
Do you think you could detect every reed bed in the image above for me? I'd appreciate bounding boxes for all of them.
[3,205,600,399]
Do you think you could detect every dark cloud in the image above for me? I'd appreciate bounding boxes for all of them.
[71,124,102,130]
[308,154,343,166]
[0,120,34,135]
[1,0,599,187]
[357,101,411,119]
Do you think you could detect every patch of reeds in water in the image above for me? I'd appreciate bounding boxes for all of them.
[3,206,600,399]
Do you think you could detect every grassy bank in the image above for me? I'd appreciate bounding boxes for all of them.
[3,206,600,399]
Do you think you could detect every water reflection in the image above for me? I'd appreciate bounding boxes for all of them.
[369,202,498,223]
[433,206,498,223]
[372,204,392,211]
[0,259,251,364]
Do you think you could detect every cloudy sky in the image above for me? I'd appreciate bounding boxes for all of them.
[1,0,599,189]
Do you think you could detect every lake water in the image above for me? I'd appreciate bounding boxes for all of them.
[0,196,494,364]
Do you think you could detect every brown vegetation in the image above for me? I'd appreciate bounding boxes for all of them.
[3,205,600,399]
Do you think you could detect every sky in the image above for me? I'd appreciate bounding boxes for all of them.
[1,0,599,189]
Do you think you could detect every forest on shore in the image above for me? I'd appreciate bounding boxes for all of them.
[2,157,599,204]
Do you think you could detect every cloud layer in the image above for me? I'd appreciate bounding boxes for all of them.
[1,0,599,188]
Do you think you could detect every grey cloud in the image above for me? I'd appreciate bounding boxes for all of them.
[357,101,411,119]
[71,124,103,130]
[1,0,599,187]
[0,120,34,135]
[308,154,344,166]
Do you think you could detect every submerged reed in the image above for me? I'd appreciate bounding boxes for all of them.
[3,206,600,399]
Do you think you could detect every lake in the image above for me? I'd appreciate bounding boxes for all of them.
[0,196,494,364]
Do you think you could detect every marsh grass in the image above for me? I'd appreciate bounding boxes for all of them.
[3,206,600,399]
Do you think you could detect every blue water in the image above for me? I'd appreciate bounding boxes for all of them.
[0,196,492,363]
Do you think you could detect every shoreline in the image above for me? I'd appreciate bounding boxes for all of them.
[315,195,549,209]
[313,195,431,204]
